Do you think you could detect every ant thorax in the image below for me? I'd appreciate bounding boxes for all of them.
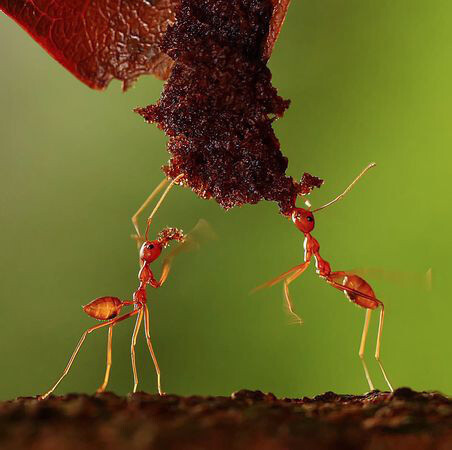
[314,254,331,278]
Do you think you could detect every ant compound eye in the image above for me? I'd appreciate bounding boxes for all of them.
[148,244,154,249]
[307,216,313,222]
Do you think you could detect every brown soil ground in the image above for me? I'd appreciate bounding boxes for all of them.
[0,388,450,450]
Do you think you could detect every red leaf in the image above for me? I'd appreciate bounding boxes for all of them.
[264,0,291,60]
[0,0,179,90]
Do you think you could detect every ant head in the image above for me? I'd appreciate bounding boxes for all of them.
[291,207,315,233]
[140,240,163,263]
[290,163,377,233]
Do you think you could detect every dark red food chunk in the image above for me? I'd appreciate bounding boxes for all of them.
[157,227,185,247]
[137,0,319,214]
[298,173,324,196]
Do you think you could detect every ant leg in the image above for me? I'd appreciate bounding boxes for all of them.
[153,219,216,288]
[375,306,394,392]
[252,262,310,293]
[131,308,144,393]
[359,309,375,391]
[131,177,169,246]
[283,262,311,324]
[325,278,393,391]
[143,305,163,395]
[157,258,173,288]
[96,325,114,394]
[40,308,140,400]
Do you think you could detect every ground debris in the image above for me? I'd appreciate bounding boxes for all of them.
[0,388,450,450]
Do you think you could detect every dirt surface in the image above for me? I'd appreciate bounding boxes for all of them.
[0,388,450,450]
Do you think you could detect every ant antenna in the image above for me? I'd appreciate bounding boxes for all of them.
[145,174,184,241]
[313,163,376,213]
[132,178,169,237]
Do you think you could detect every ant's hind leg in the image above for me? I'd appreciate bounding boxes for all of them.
[40,309,140,400]
[143,305,163,395]
[324,277,386,391]
[359,309,375,391]
[375,306,394,392]
[96,325,114,394]
[131,309,144,393]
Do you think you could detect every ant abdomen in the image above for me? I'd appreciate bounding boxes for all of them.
[83,296,123,320]
[335,274,379,310]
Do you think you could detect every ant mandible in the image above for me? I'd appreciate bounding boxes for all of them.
[254,163,393,392]
[40,175,185,399]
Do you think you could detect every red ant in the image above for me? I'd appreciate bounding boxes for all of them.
[40,175,185,399]
[254,163,393,392]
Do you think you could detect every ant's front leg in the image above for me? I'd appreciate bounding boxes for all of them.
[252,261,311,324]
[283,262,311,324]
[140,264,167,289]
[146,255,180,289]
[155,258,172,288]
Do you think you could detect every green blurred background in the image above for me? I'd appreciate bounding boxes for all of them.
[0,1,450,401]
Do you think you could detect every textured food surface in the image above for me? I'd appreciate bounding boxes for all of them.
[137,0,314,214]
[0,0,179,89]
[1,388,450,450]
[1,0,318,212]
